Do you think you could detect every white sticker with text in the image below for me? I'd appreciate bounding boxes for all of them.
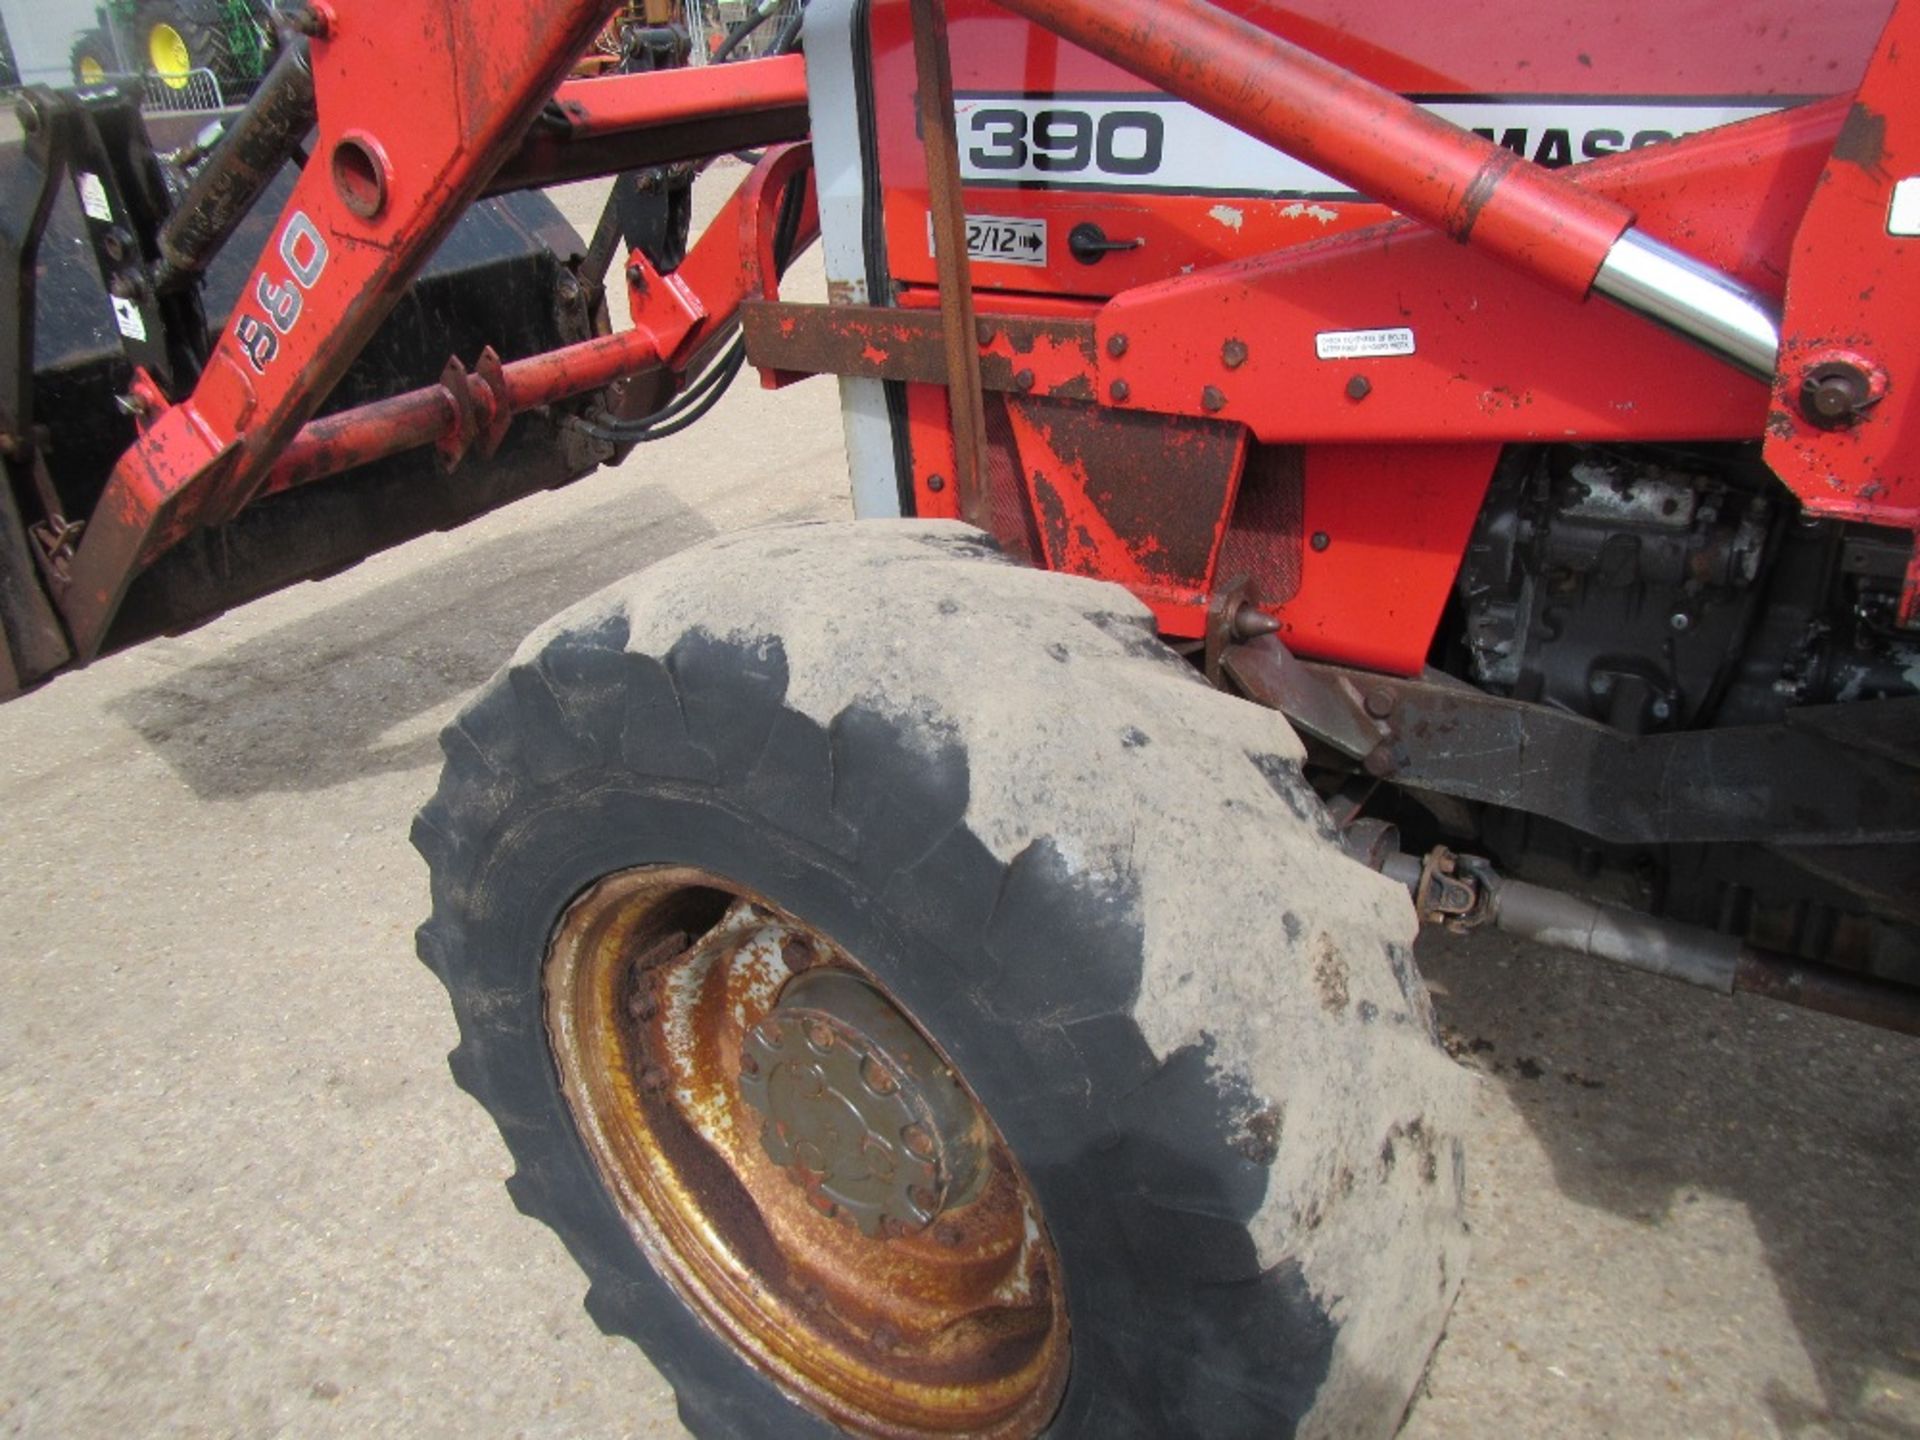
[78,172,113,223]
[110,295,147,342]
[1315,327,1416,360]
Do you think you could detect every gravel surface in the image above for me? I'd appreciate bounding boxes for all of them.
[0,167,1914,1440]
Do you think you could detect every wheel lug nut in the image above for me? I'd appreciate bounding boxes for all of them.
[805,1019,835,1050]
[861,1056,897,1095]
[902,1123,935,1159]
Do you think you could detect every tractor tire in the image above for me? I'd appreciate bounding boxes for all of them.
[413,520,1470,1439]
[137,0,230,92]
[70,30,118,85]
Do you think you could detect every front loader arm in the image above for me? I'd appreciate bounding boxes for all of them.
[57,0,660,660]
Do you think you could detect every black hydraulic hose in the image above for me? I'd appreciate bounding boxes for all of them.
[580,6,813,447]
[729,2,808,160]
[712,4,778,63]
[575,158,807,445]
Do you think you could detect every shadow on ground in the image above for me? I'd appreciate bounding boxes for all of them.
[1419,929,1920,1437]
[108,485,735,799]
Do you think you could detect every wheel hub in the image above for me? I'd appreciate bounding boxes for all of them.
[741,969,985,1238]
[148,23,191,87]
[543,868,1069,1438]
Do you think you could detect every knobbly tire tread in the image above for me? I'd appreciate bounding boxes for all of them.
[414,521,1468,1439]
[142,0,236,85]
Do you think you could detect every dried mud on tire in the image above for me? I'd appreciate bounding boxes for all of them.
[414,520,1470,1438]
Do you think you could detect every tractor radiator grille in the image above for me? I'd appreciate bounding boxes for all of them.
[983,393,1044,566]
[1216,443,1304,605]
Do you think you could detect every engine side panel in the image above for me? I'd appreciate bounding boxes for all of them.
[839,0,1901,670]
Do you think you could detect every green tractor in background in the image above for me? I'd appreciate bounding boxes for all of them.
[69,0,272,102]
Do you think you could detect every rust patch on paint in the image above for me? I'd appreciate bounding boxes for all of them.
[1832,102,1889,175]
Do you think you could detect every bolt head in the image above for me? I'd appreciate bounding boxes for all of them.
[925,473,946,493]
[1364,688,1395,719]
[1201,385,1227,414]
[1106,333,1129,359]
[1014,368,1035,392]
[1221,338,1249,369]
[1230,603,1280,641]
[860,1056,898,1095]
[1309,531,1331,553]
[1798,360,1873,429]
[1345,374,1373,402]
[1109,379,1131,403]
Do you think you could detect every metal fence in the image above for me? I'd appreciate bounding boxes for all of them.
[0,65,226,113]
[140,66,224,112]
[684,0,802,63]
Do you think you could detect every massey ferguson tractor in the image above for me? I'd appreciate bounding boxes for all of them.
[3,0,1917,1433]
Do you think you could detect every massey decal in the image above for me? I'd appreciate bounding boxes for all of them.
[956,94,1789,197]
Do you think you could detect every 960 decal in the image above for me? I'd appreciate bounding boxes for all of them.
[233,210,329,374]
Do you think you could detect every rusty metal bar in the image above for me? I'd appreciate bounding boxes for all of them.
[993,0,1632,298]
[259,324,668,496]
[154,37,316,291]
[487,55,811,194]
[739,299,1096,397]
[1733,949,1920,1036]
[908,0,991,529]
[1383,849,1920,1037]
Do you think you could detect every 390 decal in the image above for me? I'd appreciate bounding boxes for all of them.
[965,106,1164,178]
[233,210,329,373]
[955,94,1786,197]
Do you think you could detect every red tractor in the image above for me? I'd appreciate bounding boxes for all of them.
[2,0,1916,1433]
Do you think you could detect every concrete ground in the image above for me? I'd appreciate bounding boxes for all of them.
[1,167,1915,1440]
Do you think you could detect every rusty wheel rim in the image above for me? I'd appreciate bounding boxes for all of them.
[544,867,1070,1438]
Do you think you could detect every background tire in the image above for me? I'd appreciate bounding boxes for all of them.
[139,0,231,90]
[414,520,1470,1438]
[70,30,117,85]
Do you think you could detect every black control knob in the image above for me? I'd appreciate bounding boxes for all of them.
[1068,222,1144,265]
